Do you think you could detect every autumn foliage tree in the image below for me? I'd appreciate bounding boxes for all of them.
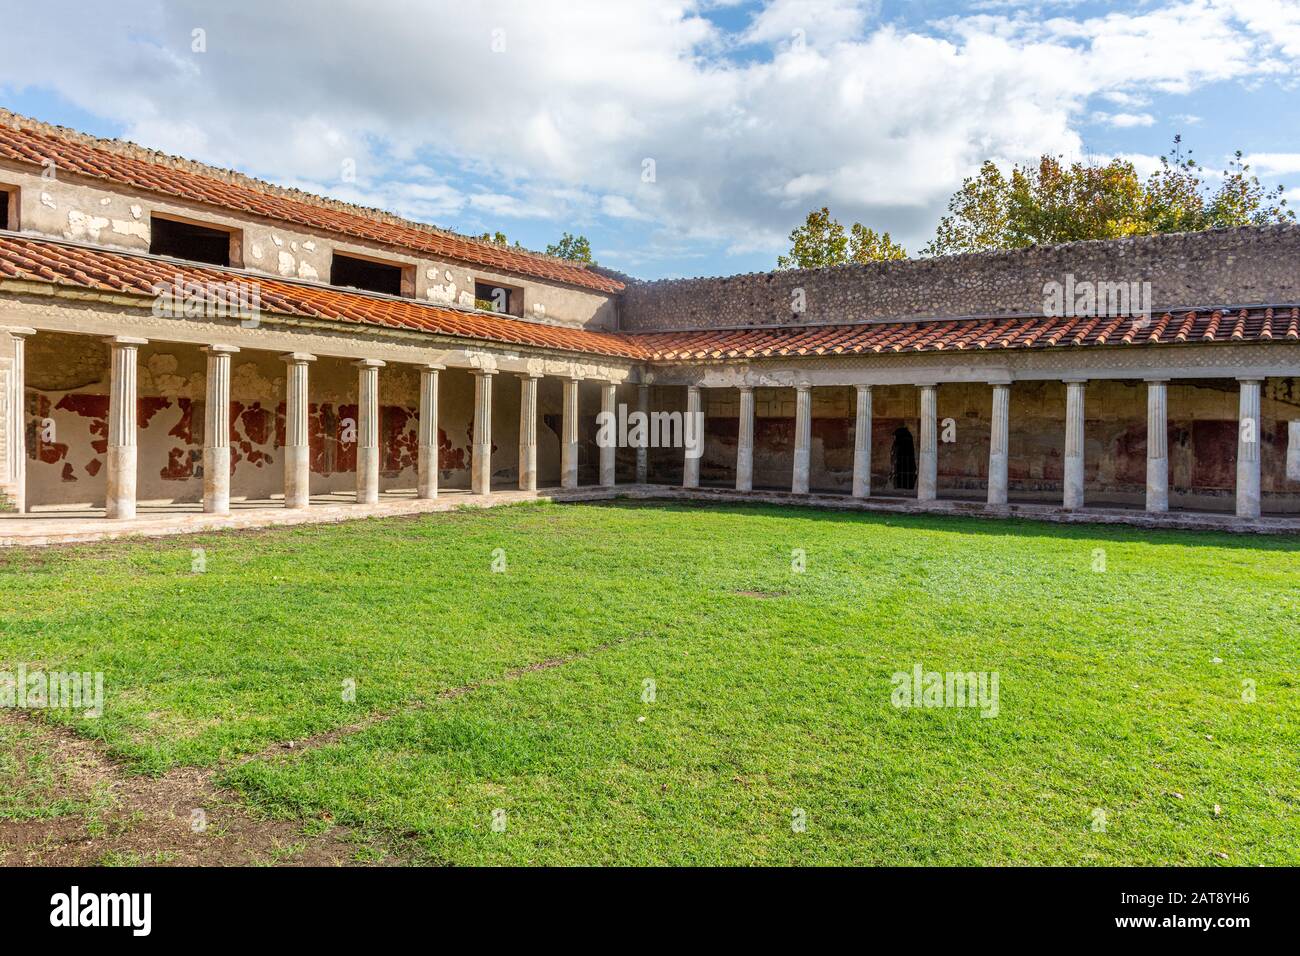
[924,138,1295,256]
[778,207,907,268]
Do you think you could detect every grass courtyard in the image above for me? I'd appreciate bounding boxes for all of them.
[0,500,1296,866]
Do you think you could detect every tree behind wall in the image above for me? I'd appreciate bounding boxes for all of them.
[777,207,908,268]
[924,138,1296,256]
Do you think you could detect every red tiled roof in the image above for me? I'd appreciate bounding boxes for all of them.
[0,234,645,359]
[625,308,1300,360]
[0,119,623,295]
[3,234,1295,364]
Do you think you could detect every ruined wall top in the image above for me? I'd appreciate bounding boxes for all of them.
[618,225,1300,332]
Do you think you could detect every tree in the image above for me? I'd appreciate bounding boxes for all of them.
[924,138,1295,256]
[777,207,907,268]
[546,233,594,262]
[477,231,513,246]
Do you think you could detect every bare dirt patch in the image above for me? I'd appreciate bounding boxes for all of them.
[0,713,378,867]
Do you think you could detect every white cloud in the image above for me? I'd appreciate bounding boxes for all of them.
[1242,152,1300,176]
[0,0,1296,272]
[1094,111,1157,128]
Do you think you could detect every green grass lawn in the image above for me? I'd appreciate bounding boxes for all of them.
[1,501,1297,865]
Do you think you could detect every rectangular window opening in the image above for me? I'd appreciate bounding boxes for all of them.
[331,252,407,296]
[149,215,236,267]
[474,280,524,317]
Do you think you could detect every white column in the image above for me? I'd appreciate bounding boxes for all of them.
[852,385,872,499]
[917,384,938,502]
[561,377,580,490]
[599,381,617,487]
[281,353,315,508]
[1146,378,1169,514]
[683,385,702,489]
[417,363,443,499]
[471,369,495,495]
[518,373,540,492]
[792,385,811,494]
[1063,379,1087,510]
[736,386,755,492]
[1236,377,1263,519]
[987,381,1011,507]
[202,345,238,515]
[2,327,35,513]
[635,383,649,484]
[106,336,147,519]
[355,358,384,505]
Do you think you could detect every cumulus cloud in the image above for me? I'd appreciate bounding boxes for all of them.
[0,0,1296,275]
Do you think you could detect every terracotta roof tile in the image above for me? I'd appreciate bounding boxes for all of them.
[625,306,1298,360]
[0,235,644,359]
[0,120,623,294]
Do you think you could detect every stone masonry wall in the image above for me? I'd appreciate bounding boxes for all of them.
[619,226,1300,331]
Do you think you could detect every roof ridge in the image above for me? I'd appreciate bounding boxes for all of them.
[0,108,621,292]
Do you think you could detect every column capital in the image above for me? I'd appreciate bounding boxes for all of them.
[419,362,446,372]
[1143,377,1170,384]
[516,370,543,380]
[793,383,811,393]
[2,326,36,338]
[987,379,1012,387]
[915,382,937,390]
[1061,376,1088,385]
[471,367,498,377]
[687,383,702,393]
[203,344,240,355]
[354,358,386,369]
[1236,376,1265,384]
[737,384,754,393]
[854,383,872,394]
[281,351,317,364]
[105,335,149,347]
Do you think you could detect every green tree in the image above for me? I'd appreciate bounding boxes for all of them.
[477,231,513,245]
[778,207,907,268]
[925,138,1295,256]
[546,233,594,262]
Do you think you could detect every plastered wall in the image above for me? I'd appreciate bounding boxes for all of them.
[0,161,618,330]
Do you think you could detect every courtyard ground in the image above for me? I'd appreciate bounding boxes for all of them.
[0,500,1295,865]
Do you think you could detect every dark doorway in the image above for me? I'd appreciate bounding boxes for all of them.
[891,425,917,490]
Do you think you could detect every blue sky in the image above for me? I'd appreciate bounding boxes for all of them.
[1,0,1298,279]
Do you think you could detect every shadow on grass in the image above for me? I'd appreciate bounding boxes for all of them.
[567,496,1300,553]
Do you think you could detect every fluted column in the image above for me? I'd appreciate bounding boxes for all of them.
[852,385,872,499]
[792,385,811,494]
[683,385,702,489]
[2,328,35,513]
[561,377,580,490]
[599,382,617,487]
[281,353,315,508]
[471,369,495,495]
[518,373,540,492]
[355,358,384,505]
[987,381,1011,507]
[1063,379,1087,510]
[105,336,147,519]
[417,363,443,499]
[635,384,650,484]
[736,386,755,492]
[1146,379,1169,514]
[202,345,238,515]
[917,384,938,502]
[1236,377,1263,519]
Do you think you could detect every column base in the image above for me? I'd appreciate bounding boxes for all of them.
[105,445,137,520]
[202,445,231,515]
[356,447,380,505]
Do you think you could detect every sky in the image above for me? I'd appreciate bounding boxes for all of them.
[1,0,1298,280]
